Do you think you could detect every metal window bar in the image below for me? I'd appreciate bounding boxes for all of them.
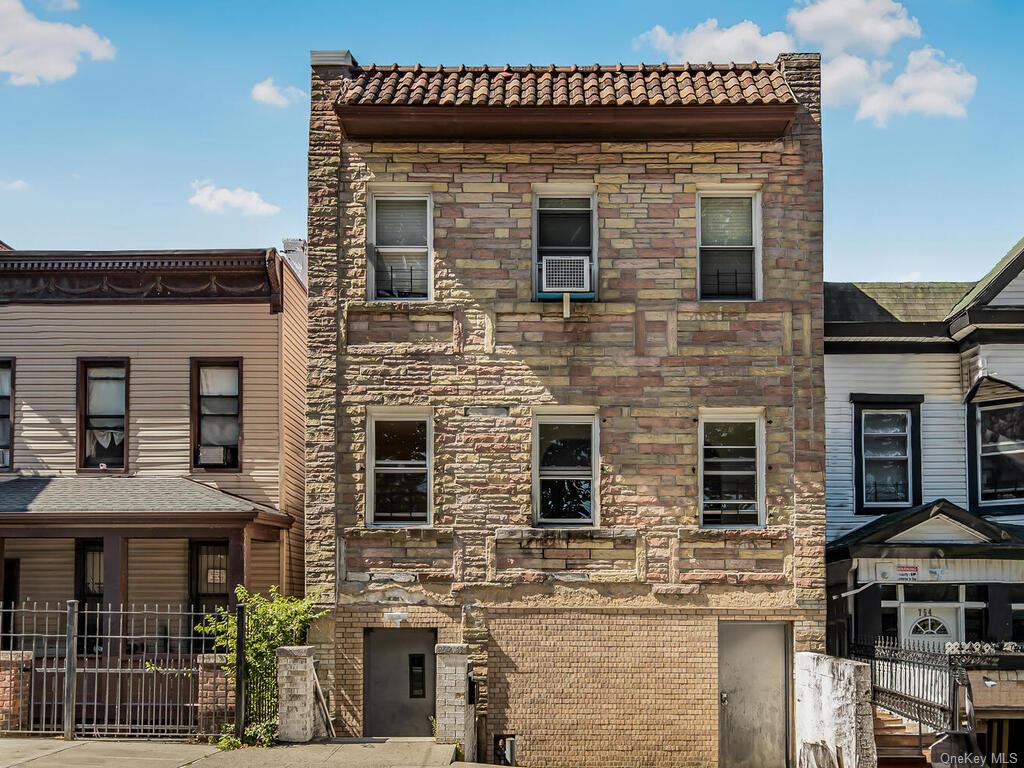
[0,602,236,738]
[699,268,755,299]
[373,249,428,299]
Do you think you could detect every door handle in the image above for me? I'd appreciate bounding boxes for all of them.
[720,691,729,707]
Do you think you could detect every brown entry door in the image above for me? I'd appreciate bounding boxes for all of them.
[363,628,436,737]
[719,622,790,768]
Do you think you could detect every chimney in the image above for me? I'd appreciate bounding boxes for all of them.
[776,53,821,126]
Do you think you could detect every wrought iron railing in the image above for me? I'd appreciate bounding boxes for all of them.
[373,252,428,299]
[700,269,754,299]
[849,636,969,733]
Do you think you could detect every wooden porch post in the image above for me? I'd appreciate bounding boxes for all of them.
[102,534,126,609]
[227,533,244,608]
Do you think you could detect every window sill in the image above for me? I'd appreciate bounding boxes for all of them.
[854,505,913,516]
[191,467,243,475]
[973,500,1024,516]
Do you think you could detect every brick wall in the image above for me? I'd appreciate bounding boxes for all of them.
[307,51,825,767]
[196,654,234,736]
[0,651,32,732]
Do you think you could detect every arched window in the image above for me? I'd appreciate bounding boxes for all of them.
[910,616,949,636]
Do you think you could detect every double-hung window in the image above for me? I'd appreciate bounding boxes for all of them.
[698,194,759,300]
[533,415,599,525]
[534,196,596,300]
[192,360,242,470]
[368,411,431,526]
[78,360,128,470]
[861,410,912,506]
[700,412,764,527]
[0,361,11,469]
[370,195,431,300]
[978,402,1024,503]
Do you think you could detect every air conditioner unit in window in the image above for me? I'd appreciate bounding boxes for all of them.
[197,445,227,466]
[541,255,590,293]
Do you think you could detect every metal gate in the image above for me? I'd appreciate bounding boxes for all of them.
[0,601,240,739]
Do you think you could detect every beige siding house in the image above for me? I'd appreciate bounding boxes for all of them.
[0,248,306,612]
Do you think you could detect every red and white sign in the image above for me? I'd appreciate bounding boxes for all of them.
[896,565,919,582]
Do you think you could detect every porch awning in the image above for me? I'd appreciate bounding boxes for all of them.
[0,476,290,530]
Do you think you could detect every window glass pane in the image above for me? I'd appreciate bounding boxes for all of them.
[538,211,592,249]
[864,459,909,502]
[375,199,428,247]
[539,478,592,521]
[981,453,1024,501]
[880,607,899,639]
[700,197,753,247]
[373,251,429,299]
[200,396,239,416]
[964,585,987,603]
[703,422,755,447]
[538,197,591,209]
[374,420,427,465]
[699,250,755,298]
[200,415,240,447]
[880,585,898,601]
[199,366,238,397]
[863,434,908,458]
[864,412,908,434]
[0,420,11,447]
[196,545,228,595]
[0,367,9,397]
[1014,610,1024,643]
[83,548,104,596]
[702,473,756,502]
[965,609,986,642]
[0,397,8,419]
[903,584,959,602]
[538,423,592,469]
[374,471,429,522]
[981,404,1024,448]
[702,447,757,473]
[87,367,125,415]
[700,502,758,526]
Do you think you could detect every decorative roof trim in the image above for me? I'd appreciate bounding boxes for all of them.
[0,249,284,311]
[963,374,1024,404]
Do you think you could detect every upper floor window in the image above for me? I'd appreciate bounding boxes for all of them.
[861,410,912,506]
[698,194,760,301]
[192,360,242,470]
[0,360,11,470]
[534,196,596,301]
[978,402,1024,503]
[700,412,764,527]
[533,414,599,525]
[369,195,431,300]
[851,395,922,514]
[368,411,431,526]
[78,360,127,471]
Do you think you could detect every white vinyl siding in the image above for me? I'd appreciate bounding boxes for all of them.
[0,304,282,507]
[126,539,189,608]
[248,539,281,596]
[825,354,967,540]
[992,273,1024,306]
[5,538,75,605]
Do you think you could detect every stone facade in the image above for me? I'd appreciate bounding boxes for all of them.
[306,51,825,767]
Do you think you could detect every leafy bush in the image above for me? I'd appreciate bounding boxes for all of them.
[197,586,328,747]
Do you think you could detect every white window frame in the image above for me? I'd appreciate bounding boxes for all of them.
[532,412,600,526]
[882,584,989,641]
[531,188,598,301]
[861,408,913,509]
[367,193,434,302]
[696,190,762,301]
[976,401,1024,507]
[366,407,433,528]
[698,408,766,528]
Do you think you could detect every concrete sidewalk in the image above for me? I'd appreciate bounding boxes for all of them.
[0,738,458,768]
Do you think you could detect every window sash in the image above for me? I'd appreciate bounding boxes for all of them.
[700,416,762,527]
[80,361,127,469]
[0,361,10,466]
[368,413,432,526]
[534,416,598,525]
[370,195,431,300]
[194,362,241,469]
[861,410,912,506]
[697,193,760,301]
[535,195,596,299]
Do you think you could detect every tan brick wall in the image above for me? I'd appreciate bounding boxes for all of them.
[307,53,825,767]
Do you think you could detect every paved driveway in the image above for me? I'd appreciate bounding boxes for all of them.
[0,738,459,768]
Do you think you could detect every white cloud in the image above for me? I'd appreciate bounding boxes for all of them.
[189,180,280,216]
[634,19,794,64]
[788,0,920,56]
[0,0,114,85]
[821,53,889,106]
[251,76,305,108]
[43,0,80,10]
[0,179,27,190]
[899,271,924,282]
[857,46,976,127]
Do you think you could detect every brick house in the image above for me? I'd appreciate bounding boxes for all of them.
[306,51,825,767]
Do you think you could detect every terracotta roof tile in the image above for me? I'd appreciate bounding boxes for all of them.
[338,62,797,108]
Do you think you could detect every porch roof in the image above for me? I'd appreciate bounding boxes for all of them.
[0,476,281,518]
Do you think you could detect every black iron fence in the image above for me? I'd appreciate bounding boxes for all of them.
[0,601,245,739]
[849,636,969,733]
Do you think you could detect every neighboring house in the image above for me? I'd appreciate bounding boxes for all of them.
[0,248,307,612]
[825,238,1024,737]
[306,52,824,766]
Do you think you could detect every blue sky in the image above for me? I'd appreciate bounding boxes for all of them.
[0,0,1020,282]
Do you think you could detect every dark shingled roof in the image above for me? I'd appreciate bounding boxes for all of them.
[825,282,974,324]
[0,477,275,514]
[338,63,797,108]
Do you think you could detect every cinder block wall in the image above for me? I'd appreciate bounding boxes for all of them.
[306,54,825,768]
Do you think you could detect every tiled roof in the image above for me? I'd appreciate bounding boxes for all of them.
[0,477,276,514]
[825,282,974,324]
[338,63,796,108]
